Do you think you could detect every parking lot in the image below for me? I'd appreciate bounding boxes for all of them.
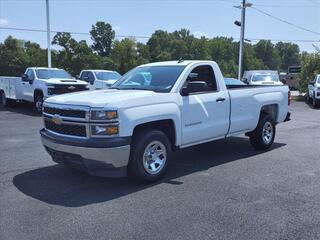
[0,101,319,240]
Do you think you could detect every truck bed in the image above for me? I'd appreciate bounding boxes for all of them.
[226,84,289,135]
[0,77,21,100]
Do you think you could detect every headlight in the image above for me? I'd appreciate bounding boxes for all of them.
[91,125,119,136]
[91,110,118,121]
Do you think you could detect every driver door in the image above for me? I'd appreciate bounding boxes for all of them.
[21,69,35,101]
[180,64,229,146]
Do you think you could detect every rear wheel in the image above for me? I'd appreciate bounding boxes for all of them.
[0,91,9,108]
[35,94,44,113]
[249,113,276,150]
[128,129,172,182]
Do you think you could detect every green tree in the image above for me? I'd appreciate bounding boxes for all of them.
[147,30,172,61]
[90,21,115,57]
[275,42,300,71]
[111,38,138,74]
[254,40,281,70]
[52,32,102,75]
[0,36,29,75]
[299,52,320,92]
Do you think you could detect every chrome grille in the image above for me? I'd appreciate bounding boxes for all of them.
[43,106,86,118]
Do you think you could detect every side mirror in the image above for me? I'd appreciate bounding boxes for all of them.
[75,75,80,80]
[21,74,29,81]
[181,81,209,96]
[242,78,249,84]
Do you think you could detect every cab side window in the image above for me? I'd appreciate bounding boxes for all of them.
[26,69,35,80]
[186,65,217,92]
[80,71,88,81]
[88,72,95,84]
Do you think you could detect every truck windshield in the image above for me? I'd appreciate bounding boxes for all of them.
[94,71,121,81]
[252,73,279,82]
[111,66,186,93]
[35,69,72,79]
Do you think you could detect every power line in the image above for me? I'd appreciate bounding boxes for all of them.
[250,6,320,36]
[1,26,320,43]
[0,26,150,39]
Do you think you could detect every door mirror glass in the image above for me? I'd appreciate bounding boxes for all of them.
[21,74,29,81]
[181,81,209,96]
[242,78,249,84]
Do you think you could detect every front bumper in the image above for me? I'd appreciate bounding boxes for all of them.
[40,129,131,177]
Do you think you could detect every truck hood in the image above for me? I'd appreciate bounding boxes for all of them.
[44,78,88,85]
[45,89,165,108]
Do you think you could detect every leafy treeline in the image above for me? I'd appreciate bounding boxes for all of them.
[0,21,319,91]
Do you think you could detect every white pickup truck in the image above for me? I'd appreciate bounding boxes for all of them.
[40,60,291,182]
[306,74,320,108]
[79,70,121,90]
[0,67,89,113]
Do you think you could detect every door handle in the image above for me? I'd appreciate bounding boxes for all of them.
[216,97,226,102]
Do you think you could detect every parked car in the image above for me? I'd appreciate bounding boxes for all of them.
[0,67,88,113]
[307,74,320,108]
[242,70,283,85]
[79,70,121,90]
[224,77,246,86]
[40,60,291,182]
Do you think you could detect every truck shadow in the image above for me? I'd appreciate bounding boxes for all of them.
[0,102,40,117]
[13,137,286,207]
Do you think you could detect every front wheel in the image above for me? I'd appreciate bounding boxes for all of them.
[249,114,276,150]
[35,95,44,113]
[312,94,320,108]
[128,129,172,182]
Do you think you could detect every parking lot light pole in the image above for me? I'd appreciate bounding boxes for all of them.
[235,0,252,80]
[46,0,52,68]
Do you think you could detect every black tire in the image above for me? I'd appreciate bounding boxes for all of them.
[0,91,10,108]
[249,113,276,150]
[35,94,44,113]
[128,129,172,182]
[306,93,310,103]
[312,94,320,108]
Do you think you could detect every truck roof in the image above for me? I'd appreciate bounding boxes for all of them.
[81,69,118,72]
[140,60,217,67]
[28,67,63,70]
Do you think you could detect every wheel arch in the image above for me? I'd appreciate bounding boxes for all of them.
[132,119,177,150]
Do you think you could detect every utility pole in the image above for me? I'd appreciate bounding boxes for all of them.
[46,0,52,68]
[235,1,252,80]
[238,0,246,80]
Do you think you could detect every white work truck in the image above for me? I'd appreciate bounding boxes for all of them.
[79,70,121,90]
[40,61,291,182]
[306,74,320,108]
[0,67,89,113]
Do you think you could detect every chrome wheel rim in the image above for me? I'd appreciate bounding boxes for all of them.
[143,141,167,175]
[36,99,42,112]
[262,121,273,145]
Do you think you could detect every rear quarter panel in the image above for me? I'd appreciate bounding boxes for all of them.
[228,86,289,134]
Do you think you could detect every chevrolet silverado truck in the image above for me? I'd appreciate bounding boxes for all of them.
[40,61,291,182]
[0,67,89,113]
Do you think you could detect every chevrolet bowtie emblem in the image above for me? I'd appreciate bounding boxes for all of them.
[68,86,76,90]
[52,114,62,125]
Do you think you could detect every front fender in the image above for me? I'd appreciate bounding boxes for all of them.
[119,103,182,146]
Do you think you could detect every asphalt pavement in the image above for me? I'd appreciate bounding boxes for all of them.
[0,101,319,240]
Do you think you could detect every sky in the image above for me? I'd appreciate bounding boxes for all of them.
[0,0,319,53]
